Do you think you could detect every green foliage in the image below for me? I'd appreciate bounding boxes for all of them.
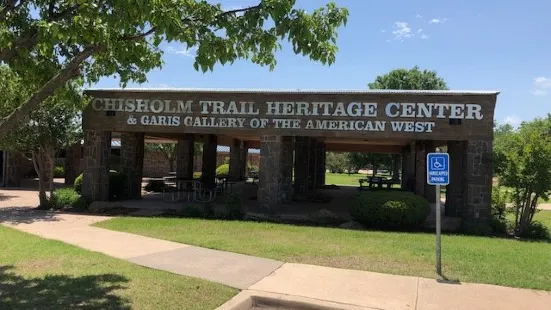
[347,153,392,175]
[0,0,349,139]
[519,221,550,240]
[222,192,244,220]
[494,114,551,236]
[144,179,166,192]
[53,165,65,178]
[74,173,83,194]
[350,191,430,230]
[54,188,88,210]
[181,204,208,218]
[326,152,349,173]
[216,164,229,177]
[491,186,510,219]
[367,66,448,90]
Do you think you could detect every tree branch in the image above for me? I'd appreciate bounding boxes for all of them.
[217,4,262,18]
[0,45,104,140]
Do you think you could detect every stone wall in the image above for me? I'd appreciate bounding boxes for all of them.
[258,136,293,211]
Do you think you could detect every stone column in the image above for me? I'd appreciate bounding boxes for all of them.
[239,141,249,180]
[121,132,145,199]
[391,154,401,182]
[201,134,217,189]
[82,130,111,201]
[464,140,493,220]
[176,134,195,179]
[65,143,82,186]
[5,152,22,187]
[229,139,242,181]
[258,135,293,211]
[414,141,426,197]
[315,140,326,188]
[401,144,415,191]
[445,140,466,217]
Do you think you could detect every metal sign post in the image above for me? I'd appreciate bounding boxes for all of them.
[427,149,449,275]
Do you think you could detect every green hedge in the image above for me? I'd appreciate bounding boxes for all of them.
[54,187,88,210]
[216,164,229,177]
[54,165,65,178]
[350,191,430,230]
[73,170,127,200]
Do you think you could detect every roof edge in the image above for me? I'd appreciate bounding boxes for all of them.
[84,88,500,96]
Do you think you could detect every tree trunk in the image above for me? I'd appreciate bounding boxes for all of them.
[32,152,48,208]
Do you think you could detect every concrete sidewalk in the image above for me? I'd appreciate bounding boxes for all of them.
[2,190,551,310]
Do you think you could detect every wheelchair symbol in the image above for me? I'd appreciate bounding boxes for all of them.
[431,157,445,171]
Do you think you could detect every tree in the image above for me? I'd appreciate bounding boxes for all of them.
[0,0,349,139]
[494,115,551,237]
[368,66,448,90]
[326,151,350,173]
[347,153,392,176]
[145,142,176,171]
[0,66,83,208]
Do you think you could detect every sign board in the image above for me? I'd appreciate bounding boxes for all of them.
[427,153,449,185]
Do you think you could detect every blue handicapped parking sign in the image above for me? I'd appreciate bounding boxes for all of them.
[427,153,449,185]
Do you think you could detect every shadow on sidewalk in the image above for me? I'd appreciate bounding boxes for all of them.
[0,265,130,310]
[0,207,62,225]
[437,272,462,285]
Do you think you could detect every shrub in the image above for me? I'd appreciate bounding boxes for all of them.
[460,219,494,236]
[221,192,244,220]
[53,165,65,178]
[350,191,430,230]
[491,186,510,219]
[74,173,83,194]
[54,187,88,210]
[73,171,127,200]
[216,164,229,177]
[193,172,202,178]
[519,221,550,240]
[144,179,165,192]
[181,203,207,218]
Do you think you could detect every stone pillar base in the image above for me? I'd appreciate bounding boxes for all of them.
[121,132,145,199]
[82,130,111,202]
[258,136,293,211]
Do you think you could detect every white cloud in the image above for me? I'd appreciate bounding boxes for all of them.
[504,116,522,128]
[417,28,423,33]
[392,22,414,40]
[532,76,551,96]
[166,45,196,57]
[416,14,423,18]
[428,18,447,24]
[421,34,430,40]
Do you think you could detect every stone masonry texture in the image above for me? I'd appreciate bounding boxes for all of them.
[258,136,293,211]
[121,132,145,199]
[445,140,466,217]
[176,134,195,179]
[82,130,111,201]
[64,143,82,186]
[315,140,326,188]
[464,139,493,220]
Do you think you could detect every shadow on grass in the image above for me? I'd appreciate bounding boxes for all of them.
[436,272,462,285]
[0,265,130,310]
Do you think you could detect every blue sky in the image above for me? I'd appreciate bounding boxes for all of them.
[94,0,551,127]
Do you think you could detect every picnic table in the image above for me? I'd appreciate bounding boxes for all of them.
[162,176,216,203]
[358,176,398,189]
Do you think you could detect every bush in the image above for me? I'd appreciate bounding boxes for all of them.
[519,221,550,240]
[74,173,83,194]
[181,203,207,218]
[460,219,494,236]
[350,191,430,230]
[54,187,88,210]
[144,179,165,192]
[221,192,244,220]
[54,165,65,178]
[73,171,127,200]
[216,164,229,177]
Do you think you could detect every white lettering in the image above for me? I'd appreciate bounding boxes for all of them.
[386,103,400,117]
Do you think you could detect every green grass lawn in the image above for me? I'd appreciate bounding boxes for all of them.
[0,225,236,310]
[95,210,551,291]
